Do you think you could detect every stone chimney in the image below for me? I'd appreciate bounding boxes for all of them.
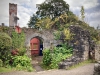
[9,3,19,28]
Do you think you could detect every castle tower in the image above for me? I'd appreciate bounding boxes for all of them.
[9,3,19,27]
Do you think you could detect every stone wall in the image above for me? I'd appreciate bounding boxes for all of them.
[94,61,100,75]
[22,25,94,60]
[94,45,100,75]
[22,28,62,57]
[22,28,61,49]
[69,25,92,60]
[59,25,95,69]
[59,56,83,69]
[1,25,95,60]
[95,45,100,61]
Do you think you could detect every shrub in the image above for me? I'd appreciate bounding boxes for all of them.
[18,47,26,56]
[42,49,51,66]
[11,31,26,56]
[50,53,63,69]
[0,32,12,63]
[11,48,26,56]
[42,44,73,69]
[0,59,3,67]
[11,49,19,56]
[50,46,72,69]
[12,55,33,71]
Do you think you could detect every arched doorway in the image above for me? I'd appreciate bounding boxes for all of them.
[30,37,43,57]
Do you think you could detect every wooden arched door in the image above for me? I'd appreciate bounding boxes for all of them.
[30,38,40,56]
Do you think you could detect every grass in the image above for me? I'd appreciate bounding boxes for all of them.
[0,67,34,73]
[68,59,94,70]
[0,67,15,73]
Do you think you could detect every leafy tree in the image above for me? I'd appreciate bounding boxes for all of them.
[28,0,78,28]
[36,0,69,19]
[27,14,39,28]
[80,6,85,21]
[34,12,78,30]
[35,17,52,29]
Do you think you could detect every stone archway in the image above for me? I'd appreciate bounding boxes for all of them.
[24,29,61,58]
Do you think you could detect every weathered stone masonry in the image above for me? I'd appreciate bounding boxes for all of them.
[22,28,61,57]
[22,25,95,61]
[69,25,92,60]
[23,28,61,49]
[8,3,100,62]
[9,3,19,27]
[59,25,96,69]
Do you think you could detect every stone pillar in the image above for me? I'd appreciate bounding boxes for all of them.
[82,41,89,60]
[95,45,100,61]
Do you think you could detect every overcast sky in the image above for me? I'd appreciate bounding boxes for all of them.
[0,0,100,28]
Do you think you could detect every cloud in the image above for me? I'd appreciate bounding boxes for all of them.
[0,0,46,27]
[66,0,98,9]
[87,11,100,28]
[0,0,100,28]
[0,0,10,26]
[89,20,100,28]
[66,0,100,28]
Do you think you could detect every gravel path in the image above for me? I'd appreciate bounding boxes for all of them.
[0,63,94,75]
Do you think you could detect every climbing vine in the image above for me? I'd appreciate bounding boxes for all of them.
[63,28,74,41]
[53,31,61,40]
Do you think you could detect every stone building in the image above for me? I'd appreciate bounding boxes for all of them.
[8,3,99,61]
[22,25,95,60]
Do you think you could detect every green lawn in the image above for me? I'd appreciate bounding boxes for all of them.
[0,67,15,73]
[68,59,94,70]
